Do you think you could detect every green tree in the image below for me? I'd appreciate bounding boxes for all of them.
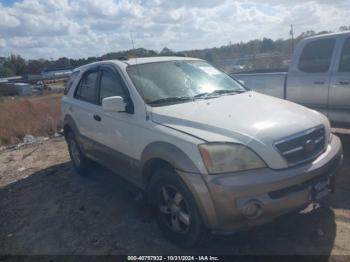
[4,54,26,75]
[261,38,275,52]
[204,53,214,63]
[297,30,316,40]
[0,66,14,77]
[339,26,350,32]
[55,57,71,68]
[160,47,175,55]
[26,59,49,74]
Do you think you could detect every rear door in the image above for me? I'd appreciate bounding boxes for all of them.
[286,37,336,116]
[328,36,350,126]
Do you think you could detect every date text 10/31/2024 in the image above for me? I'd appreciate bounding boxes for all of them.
[127,256,220,261]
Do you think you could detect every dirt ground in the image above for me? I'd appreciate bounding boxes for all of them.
[0,133,349,257]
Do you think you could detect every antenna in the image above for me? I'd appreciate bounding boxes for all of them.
[290,24,294,56]
[129,31,139,63]
[130,32,136,50]
[129,32,149,119]
[129,32,140,65]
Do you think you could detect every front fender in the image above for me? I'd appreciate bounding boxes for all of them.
[140,141,200,174]
[140,141,218,229]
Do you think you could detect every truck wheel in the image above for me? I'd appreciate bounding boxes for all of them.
[66,132,91,176]
[148,166,209,248]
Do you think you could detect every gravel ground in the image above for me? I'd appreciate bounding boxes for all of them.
[0,134,349,257]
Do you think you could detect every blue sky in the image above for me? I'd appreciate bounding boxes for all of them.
[0,0,17,7]
[0,0,349,59]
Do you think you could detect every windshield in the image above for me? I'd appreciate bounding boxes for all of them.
[127,60,246,105]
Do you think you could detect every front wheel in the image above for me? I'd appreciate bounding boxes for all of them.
[148,166,209,248]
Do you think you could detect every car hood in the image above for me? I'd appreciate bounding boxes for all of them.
[150,92,330,169]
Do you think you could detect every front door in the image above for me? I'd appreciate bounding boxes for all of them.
[93,66,140,183]
[329,36,350,126]
[286,37,336,117]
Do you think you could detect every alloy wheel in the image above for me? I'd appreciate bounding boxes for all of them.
[159,185,191,233]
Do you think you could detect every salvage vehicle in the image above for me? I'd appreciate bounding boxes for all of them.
[234,31,350,127]
[62,57,343,247]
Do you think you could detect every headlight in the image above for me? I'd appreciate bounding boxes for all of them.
[198,143,266,174]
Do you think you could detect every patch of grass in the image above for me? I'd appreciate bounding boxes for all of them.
[0,94,62,145]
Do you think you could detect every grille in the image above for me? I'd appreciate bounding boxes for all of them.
[274,125,326,166]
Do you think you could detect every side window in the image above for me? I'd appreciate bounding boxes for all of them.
[99,70,126,104]
[339,37,350,72]
[75,71,99,103]
[298,38,336,73]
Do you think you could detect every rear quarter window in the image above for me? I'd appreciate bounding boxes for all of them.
[75,71,99,103]
[64,70,80,95]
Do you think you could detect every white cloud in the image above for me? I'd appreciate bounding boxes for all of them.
[0,0,349,59]
[0,6,21,28]
[0,38,6,48]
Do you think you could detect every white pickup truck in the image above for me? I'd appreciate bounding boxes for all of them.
[234,31,350,127]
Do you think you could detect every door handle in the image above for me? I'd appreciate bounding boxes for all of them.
[314,81,325,85]
[93,114,102,122]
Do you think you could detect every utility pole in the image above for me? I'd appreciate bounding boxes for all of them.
[290,24,294,56]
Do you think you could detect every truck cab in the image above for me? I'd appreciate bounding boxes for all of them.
[287,32,350,126]
[234,32,350,127]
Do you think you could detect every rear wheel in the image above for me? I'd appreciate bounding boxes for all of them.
[148,166,209,248]
[66,132,92,176]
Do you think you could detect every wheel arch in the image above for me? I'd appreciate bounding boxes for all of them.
[63,114,80,139]
[140,141,200,187]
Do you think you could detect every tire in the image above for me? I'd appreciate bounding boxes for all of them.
[148,166,209,248]
[66,132,92,176]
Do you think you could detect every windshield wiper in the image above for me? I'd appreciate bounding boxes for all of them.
[148,90,246,105]
[194,89,246,99]
[148,96,194,105]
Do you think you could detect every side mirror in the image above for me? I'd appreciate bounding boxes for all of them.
[102,96,126,112]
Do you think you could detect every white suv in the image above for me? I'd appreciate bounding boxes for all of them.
[62,57,343,247]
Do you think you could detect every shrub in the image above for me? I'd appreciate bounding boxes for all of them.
[0,94,62,145]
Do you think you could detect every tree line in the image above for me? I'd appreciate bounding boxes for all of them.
[0,26,349,78]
